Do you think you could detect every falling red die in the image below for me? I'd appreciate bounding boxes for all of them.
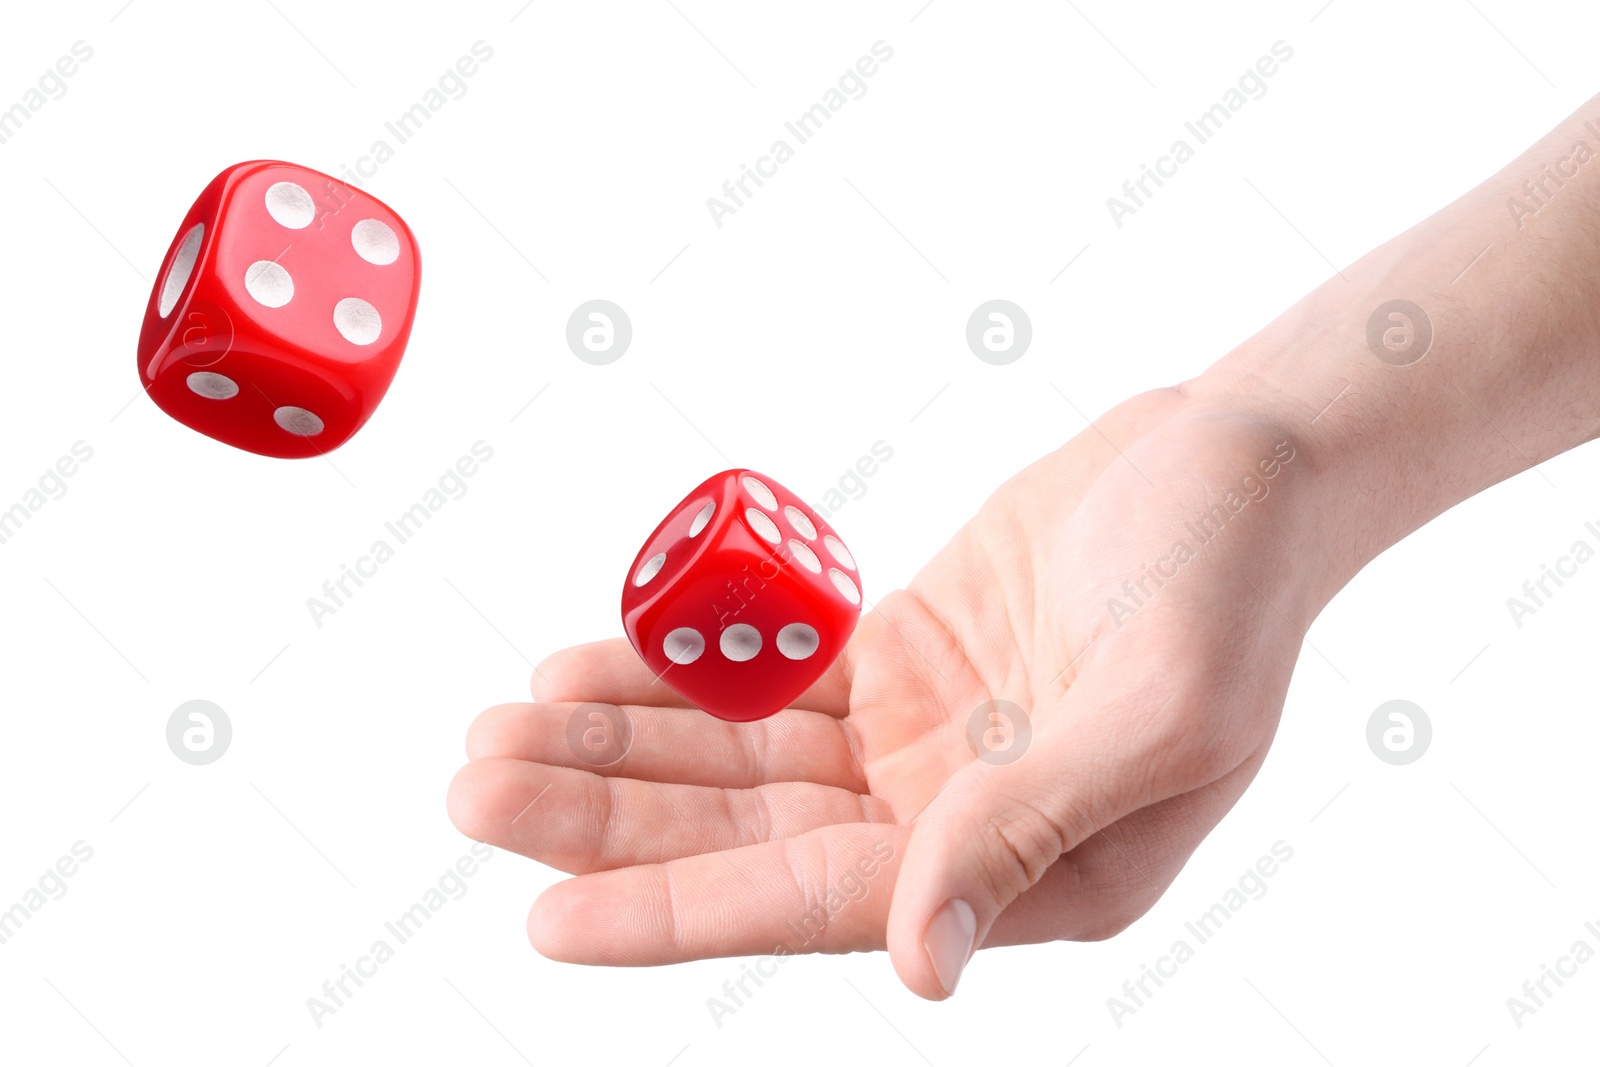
[136,160,421,457]
[622,469,863,722]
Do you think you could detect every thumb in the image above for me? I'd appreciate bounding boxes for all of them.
[885,677,1209,1000]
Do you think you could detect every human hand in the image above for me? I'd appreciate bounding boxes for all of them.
[448,386,1333,999]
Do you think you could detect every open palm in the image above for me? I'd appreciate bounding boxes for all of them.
[449,387,1319,999]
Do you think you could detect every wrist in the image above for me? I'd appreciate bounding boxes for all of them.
[1188,111,1600,591]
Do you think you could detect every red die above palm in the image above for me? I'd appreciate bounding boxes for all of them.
[622,470,864,722]
[136,160,420,458]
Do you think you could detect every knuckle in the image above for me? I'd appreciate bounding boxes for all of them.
[1133,694,1243,791]
[980,801,1069,902]
[778,835,834,951]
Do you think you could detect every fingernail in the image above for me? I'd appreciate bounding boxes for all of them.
[923,898,976,996]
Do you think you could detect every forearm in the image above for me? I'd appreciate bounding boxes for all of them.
[1193,92,1600,597]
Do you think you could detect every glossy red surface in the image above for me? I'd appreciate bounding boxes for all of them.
[621,470,864,722]
[136,160,420,457]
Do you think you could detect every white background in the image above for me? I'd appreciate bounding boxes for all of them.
[1,1,1597,1063]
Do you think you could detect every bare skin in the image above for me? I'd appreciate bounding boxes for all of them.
[449,93,1600,1000]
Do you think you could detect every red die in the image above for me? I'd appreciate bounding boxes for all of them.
[136,160,420,458]
[621,470,863,722]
